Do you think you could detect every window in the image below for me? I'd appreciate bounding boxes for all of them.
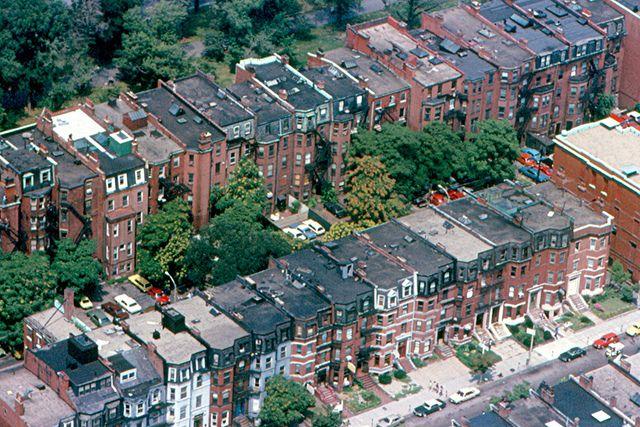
[136,401,144,416]
[106,178,116,193]
[122,195,129,207]
[229,152,237,165]
[113,224,119,237]
[118,174,127,188]
[41,169,51,182]
[135,169,144,184]
[124,402,132,417]
[137,191,143,203]
[590,238,597,250]
[179,405,186,420]
[151,389,161,404]
[180,386,187,400]
[196,394,202,408]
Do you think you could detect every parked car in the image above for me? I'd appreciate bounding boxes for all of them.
[626,321,640,336]
[605,342,625,359]
[283,227,306,240]
[412,196,429,208]
[324,202,347,218]
[413,398,446,417]
[114,294,142,314]
[375,414,404,427]
[593,332,620,349]
[449,387,481,404]
[522,147,542,162]
[518,152,538,167]
[302,219,326,236]
[535,162,553,176]
[79,296,93,310]
[128,274,151,292]
[87,309,110,327]
[559,346,586,362]
[428,192,447,206]
[101,301,129,323]
[519,166,550,182]
[296,224,317,240]
[147,287,170,305]
[447,188,465,201]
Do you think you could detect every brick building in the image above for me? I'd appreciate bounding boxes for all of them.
[551,113,640,280]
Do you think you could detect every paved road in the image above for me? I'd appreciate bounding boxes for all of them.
[400,335,640,427]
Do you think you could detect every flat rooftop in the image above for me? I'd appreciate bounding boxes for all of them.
[248,57,329,111]
[355,21,461,87]
[364,221,454,274]
[86,324,141,358]
[282,248,374,304]
[25,305,85,343]
[552,379,626,427]
[466,411,512,427]
[0,132,54,175]
[588,354,640,420]
[478,183,572,232]
[302,65,365,102]
[324,47,410,97]
[573,0,623,25]
[172,295,249,350]
[126,310,206,365]
[227,80,292,126]
[137,86,226,150]
[207,279,291,336]
[52,109,106,142]
[440,197,532,245]
[556,118,640,192]
[531,181,609,228]
[399,207,492,262]
[433,6,531,68]
[0,366,75,427]
[250,268,330,320]
[506,394,567,426]
[173,74,254,127]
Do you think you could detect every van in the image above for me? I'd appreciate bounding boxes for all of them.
[128,274,151,292]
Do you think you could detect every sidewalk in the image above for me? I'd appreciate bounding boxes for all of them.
[345,308,640,426]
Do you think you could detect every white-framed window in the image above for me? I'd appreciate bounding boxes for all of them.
[244,122,252,134]
[113,224,119,237]
[120,369,136,382]
[122,195,129,207]
[123,402,132,417]
[222,411,230,427]
[136,401,144,416]
[106,178,116,193]
[173,157,180,168]
[211,412,218,426]
[117,174,127,189]
[40,169,51,182]
[168,367,177,382]
[151,388,161,404]
[135,168,144,184]
[304,153,311,165]
[229,151,237,165]
[23,173,34,189]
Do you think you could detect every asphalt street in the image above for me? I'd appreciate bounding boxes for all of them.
[402,334,640,427]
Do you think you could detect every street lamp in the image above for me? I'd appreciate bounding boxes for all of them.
[164,271,177,302]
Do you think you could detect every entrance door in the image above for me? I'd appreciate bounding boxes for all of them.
[437,327,446,343]
[475,312,484,328]
[194,414,203,427]
[398,340,407,358]
[567,275,580,295]
[491,305,501,324]
[317,368,328,384]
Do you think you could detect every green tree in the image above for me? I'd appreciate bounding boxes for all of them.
[324,0,362,27]
[592,93,616,120]
[137,199,193,284]
[51,239,103,300]
[344,155,406,224]
[215,157,268,213]
[0,252,57,350]
[634,102,640,113]
[115,0,194,89]
[322,220,375,241]
[611,260,631,285]
[395,0,440,29]
[95,0,142,61]
[184,204,291,286]
[312,411,342,427]
[260,376,315,427]
[466,119,519,185]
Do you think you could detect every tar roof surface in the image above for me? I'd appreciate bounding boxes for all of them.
[172,295,248,349]
[411,29,497,82]
[95,99,183,165]
[552,380,625,426]
[399,207,492,262]
[507,394,567,426]
[618,0,640,12]
[0,133,53,174]
[208,279,290,336]
[86,325,140,358]
[110,347,161,394]
[126,310,206,364]
[97,152,145,176]
[329,235,413,289]
[324,48,410,97]
[355,22,461,87]
[364,221,454,274]
[516,0,603,44]
[251,60,329,111]
[572,0,623,24]
[250,268,330,320]
[137,87,225,149]
[302,65,365,100]
[0,366,75,426]
[440,198,532,245]
[531,182,608,228]
[434,7,531,68]
[227,81,292,125]
[467,411,512,427]
[173,74,254,127]
[282,248,374,304]
[588,354,640,419]
[557,119,640,191]
[480,0,567,53]
[35,338,110,386]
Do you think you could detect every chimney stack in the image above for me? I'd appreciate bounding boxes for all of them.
[63,288,75,320]
[578,375,593,390]
[278,89,288,100]
[14,394,25,416]
[316,80,326,90]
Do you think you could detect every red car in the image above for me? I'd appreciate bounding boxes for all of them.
[593,332,619,349]
[147,287,170,305]
[535,163,553,176]
[447,189,465,201]
[518,153,537,167]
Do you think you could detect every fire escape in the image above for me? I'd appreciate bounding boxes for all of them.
[584,57,606,120]
[45,202,93,245]
[515,72,536,141]
[308,128,333,194]
[159,177,191,203]
[0,222,26,252]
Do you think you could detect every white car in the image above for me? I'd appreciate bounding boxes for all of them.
[283,227,307,240]
[114,294,142,314]
[375,414,404,427]
[302,219,326,236]
[449,387,481,404]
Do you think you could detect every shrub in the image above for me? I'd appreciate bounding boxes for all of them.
[543,330,553,341]
[579,315,591,323]
[393,369,407,380]
[524,317,534,328]
[378,373,392,384]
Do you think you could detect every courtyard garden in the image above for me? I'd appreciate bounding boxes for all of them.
[556,311,594,331]
[507,317,553,347]
[455,341,502,373]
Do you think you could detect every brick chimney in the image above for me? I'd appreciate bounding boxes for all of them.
[280,54,290,65]
[279,89,288,100]
[199,131,212,150]
[610,396,617,408]
[63,288,75,320]
[316,80,326,90]
[496,400,512,419]
[619,357,631,372]
[634,416,640,427]
[578,375,593,390]
[14,393,25,416]
[539,383,554,405]
[84,98,95,112]
[358,76,369,90]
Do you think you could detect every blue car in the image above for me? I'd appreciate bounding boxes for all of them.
[522,147,542,162]
[520,166,550,182]
[296,224,317,240]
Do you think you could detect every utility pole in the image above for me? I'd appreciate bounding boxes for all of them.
[526,327,535,366]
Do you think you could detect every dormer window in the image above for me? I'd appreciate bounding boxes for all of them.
[106,177,115,193]
[117,173,127,189]
[40,169,51,182]
[135,169,144,184]
[23,173,34,189]
[120,369,137,382]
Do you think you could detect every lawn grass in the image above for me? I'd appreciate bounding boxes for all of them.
[507,318,553,348]
[588,293,636,320]
[557,311,594,331]
[456,341,501,373]
[345,387,382,413]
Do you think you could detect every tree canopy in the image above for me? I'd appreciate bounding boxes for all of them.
[0,252,58,350]
[215,156,269,213]
[136,199,193,284]
[260,376,315,427]
[312,411,342,427]
[115,0,194,90]
[344,155,406,224]
[465,119,519,186]
[592,93,616,120]
[51,238,103,300]
[322,220,374,242]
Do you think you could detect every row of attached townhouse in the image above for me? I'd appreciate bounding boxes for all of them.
[12,179,613,427]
